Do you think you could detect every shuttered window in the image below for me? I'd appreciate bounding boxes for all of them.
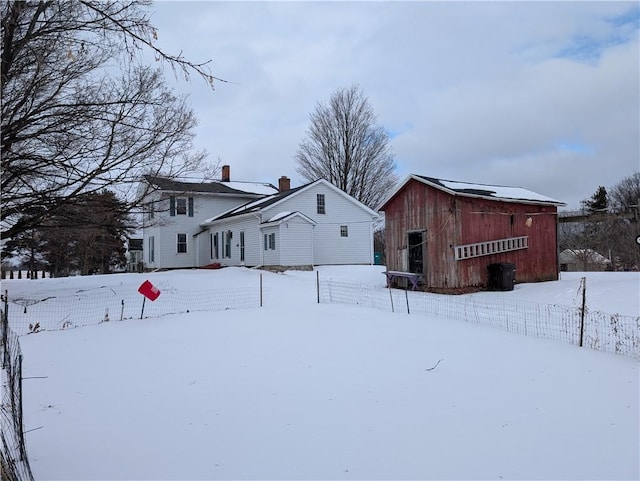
[170,196,193,216]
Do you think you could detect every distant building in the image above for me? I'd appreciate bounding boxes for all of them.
[559,249,611,272]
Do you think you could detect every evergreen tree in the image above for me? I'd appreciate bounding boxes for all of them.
[21,190,133,276]
[581,186,608,213]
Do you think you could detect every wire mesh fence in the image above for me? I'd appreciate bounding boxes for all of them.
[6,285,269,336]
[1,304,34,481]
[319,279,640,360]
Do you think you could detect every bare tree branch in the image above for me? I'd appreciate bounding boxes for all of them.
[1,1,218,238]
[295,85,398,208]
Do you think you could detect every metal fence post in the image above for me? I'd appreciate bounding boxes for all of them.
[579,277,586,347]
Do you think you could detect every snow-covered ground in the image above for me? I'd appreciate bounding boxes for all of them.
[4,267,639,479]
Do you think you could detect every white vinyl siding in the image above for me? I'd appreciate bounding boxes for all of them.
[261,183,374,265]
[199,179,376,268]
[278,217,314,266]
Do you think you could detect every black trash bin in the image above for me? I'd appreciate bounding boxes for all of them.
[488,263,515,291]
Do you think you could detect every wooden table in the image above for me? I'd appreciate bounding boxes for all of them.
[383,271,424,290]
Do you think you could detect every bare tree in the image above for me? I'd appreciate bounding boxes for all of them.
[1,0,221,239]
[559,174,640,270]
[609,172,640,216]
[608,172,640,269]
[295,85,398,208]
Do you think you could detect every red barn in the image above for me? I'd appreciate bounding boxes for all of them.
[378,175,565,291]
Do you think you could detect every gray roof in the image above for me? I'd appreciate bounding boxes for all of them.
[144,175,277,196]
[207,183,310,222]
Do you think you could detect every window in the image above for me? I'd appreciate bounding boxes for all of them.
[340,225,349,237]
[148,202,155,220]
[170,196,193,216]
[177,233,187,253]
[317,193,326,214]
[264,233,276,250]
[176,197,187,215]
[211,232,219,260]
[149,236,155,263]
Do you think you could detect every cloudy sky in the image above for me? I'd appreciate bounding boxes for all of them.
[149,1,639,209]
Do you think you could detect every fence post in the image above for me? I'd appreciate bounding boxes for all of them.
[140,297,146,320]
[120,300,124,321]
[2,290,8,369]
[405,290,410,315]
[579,277,586,347]
[18,353,24,461]
[316,271,320,304]
[388,286,394,313]
[260,273,263,307]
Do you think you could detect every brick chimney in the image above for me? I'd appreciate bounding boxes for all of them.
[278,176,291,192]
[221,165,230,182]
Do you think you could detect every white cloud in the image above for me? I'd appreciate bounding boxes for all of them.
[149,1,639,209]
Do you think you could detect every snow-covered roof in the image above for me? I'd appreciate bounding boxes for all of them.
[378,175,565,209]
[223,181,279,196]
[144,175,278,196]
[200,183,309,225]
[261,211,316,226]
[559,249,611,264]
[201,178,379,227]
[266,211,292,222]
[199,190,292,225]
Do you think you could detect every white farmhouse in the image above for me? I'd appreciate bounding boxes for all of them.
[201,177,379,268]
[140,166,379,269]
[140,165,278,269]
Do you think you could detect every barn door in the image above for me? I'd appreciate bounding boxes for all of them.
[407,231,425,274]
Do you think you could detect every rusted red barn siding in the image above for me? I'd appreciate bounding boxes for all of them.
[383,179,559,290]
[456,197,559,286]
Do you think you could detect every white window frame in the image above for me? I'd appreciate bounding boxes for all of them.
[177,233,188,254]
[317,193,326,214]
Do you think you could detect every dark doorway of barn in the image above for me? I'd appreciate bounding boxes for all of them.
[407,231,424,274]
